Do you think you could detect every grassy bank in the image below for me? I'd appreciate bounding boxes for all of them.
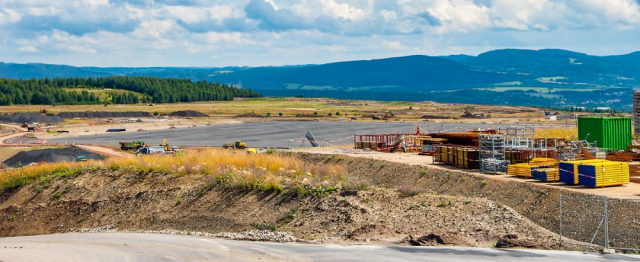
[0,150,347,194]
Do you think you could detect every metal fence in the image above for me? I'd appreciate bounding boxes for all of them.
[559,195,640,251]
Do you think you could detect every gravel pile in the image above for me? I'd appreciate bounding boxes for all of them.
[0,113,64,124]
[124,229,299,243]
[57,111,153,119]
[214,231,298,243]
[3,147,104,167]
[169,110,205,117]
[77,225,116,233]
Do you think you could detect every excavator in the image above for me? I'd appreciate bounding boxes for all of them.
[160,139,179,152]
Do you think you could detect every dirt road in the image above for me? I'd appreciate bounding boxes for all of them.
[74,145,132,158]
[0,233,633,262]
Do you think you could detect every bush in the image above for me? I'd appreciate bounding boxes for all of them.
[398,184,423,197]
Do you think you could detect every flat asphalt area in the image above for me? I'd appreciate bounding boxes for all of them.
[48,121,509,148]
[0,233,637,262]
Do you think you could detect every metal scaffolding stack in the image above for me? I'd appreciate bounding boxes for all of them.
[500,125,535,149]
[479,134,507,174]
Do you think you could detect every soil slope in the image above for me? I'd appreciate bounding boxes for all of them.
[0,166,559,249]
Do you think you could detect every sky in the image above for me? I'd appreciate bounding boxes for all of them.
[1,0,640,67]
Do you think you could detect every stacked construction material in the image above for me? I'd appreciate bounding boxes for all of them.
[558,159,606,185]
[578,161,630,187]
[507,158,558,178]
[532,168,560,182]
[455,148,479,169]
[428,133,480,147]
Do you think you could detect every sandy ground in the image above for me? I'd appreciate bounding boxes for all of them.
[294,146,640,199]
[74,145,133,158]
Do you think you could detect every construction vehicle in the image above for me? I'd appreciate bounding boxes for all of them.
[223,140,246,149]
[246,148,268,154]
[119,140,147,150]
[137,146,167,155]
[135,139,179,154]
[461,106,484,118]
[75,156,87,162]
[160,139,179,152]
[382,111,395,120]
[389,135,407,153]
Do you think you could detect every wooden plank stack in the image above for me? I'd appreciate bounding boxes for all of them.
[630,163,640,183]
[507,158,558,178]
[532,168,560,182]
[559,159,606,185]
[578,161,630,187]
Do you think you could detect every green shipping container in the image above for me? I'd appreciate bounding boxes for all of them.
[578,116,632,151]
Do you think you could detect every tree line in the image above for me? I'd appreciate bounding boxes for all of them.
[0,76,261,105]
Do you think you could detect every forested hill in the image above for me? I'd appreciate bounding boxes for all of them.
[0,77,261,105]
[2,48,640,110]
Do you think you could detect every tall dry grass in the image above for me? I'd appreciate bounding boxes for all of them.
[0,150,348,194]
[535,127,577,140]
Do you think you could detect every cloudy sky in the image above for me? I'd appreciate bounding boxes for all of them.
[1,0,639,67]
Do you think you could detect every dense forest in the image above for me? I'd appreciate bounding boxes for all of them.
[0,76,261,105]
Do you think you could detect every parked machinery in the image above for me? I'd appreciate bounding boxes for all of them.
[223,140,246,149]
[119,140,147,151]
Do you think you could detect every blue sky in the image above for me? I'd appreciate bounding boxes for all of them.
[1,0,639,67]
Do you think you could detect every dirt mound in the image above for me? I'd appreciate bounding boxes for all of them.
[495,234,549,249]
[56,111,153,119]
[295,114,327,118]
[169,110,205,117]
[0,113,64,124]
[234,113,264,118]
[3,147,104,167]
[421,115,453,119]
[404,232,473,246]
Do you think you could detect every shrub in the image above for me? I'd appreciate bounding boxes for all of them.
[398,184,422,197]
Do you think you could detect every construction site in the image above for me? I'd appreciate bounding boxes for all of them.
[1,97,640,256]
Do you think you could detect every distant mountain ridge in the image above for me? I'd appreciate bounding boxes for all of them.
[1,48,638,111]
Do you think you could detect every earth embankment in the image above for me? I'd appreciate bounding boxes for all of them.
[0,153,566,249]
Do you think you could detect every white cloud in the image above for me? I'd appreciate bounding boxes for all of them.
[17,46,39,52]
[0,0,639,67]
[67,45,97,54]
[318,0,366,21]
[202,31,247,44]
[0,9,21,25]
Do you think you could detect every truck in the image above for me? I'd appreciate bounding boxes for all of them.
[136,139,179,155]
[119,140,147,150]
[137,146,166,155]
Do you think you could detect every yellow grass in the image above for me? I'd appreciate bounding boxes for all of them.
[0,149,348,194]
[535,127,577,140]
